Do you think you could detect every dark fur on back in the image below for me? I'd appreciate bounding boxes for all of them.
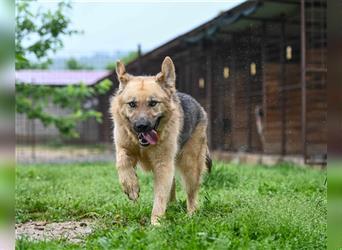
[177,92,205,147]
[177,92,212,173]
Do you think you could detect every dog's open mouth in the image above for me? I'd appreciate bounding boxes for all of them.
[137,117,161,147]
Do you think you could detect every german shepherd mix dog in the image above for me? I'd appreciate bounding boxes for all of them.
[110,57,211,225]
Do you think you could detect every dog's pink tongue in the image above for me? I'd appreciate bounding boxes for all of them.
[142,130,158,145]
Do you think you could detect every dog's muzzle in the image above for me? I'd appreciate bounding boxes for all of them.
[136,116,162,147]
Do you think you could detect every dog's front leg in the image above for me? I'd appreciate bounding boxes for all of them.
[151,161,174,225]
[116,148,139,201]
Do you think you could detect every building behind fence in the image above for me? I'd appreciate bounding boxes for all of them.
[15,70,114,163]
[97,0,327,165]
[15,70,108,145]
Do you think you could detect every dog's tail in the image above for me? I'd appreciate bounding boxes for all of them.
[205,146,212,173]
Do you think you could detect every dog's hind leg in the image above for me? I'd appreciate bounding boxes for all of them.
[169,177,176,203]
[178,123,207,214]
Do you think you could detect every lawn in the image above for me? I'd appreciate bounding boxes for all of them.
[16,162,327,249]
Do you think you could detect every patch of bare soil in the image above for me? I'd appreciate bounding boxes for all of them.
[15,220,93,243]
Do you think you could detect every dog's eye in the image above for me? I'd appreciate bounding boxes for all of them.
[149,101,158,107]
[128,101,137,108]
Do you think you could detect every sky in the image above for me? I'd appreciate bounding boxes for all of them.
[33,1,244,57]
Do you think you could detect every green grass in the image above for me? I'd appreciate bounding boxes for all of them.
[16,162,327,249]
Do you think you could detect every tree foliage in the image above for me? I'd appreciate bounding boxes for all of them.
[16,80,111,138]
[16,1,111,138]
[106,51,139,70]
[65,57,94,70]
[15,1,78,70]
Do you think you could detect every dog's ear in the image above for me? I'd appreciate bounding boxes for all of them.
[156,56,176,89]
[116,61,131,87]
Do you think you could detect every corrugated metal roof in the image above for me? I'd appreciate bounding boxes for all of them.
[15,70,109,86]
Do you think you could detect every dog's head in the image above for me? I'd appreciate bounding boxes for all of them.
[115,56,177,147]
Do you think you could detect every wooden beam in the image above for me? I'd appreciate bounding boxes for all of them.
[301,0,307,161]
[241,16,300,25]
[247,28,252,152]
[261,22,267,153]
[231,36,237,151]
[206,47,213,149]
[281,19,287,156]
[261,0,300,5]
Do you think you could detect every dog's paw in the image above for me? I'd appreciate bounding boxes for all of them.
[126,185,140,201]
[150,216,161,226]
[118,170,140,201]
[186,201,198,215]
[120,177,140,201]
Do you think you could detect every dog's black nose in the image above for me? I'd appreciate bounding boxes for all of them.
[134,118,151,133]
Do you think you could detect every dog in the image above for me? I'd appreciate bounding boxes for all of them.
[110,56,211,225]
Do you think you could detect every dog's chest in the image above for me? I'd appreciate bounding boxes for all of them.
[136,146,174,171]
[137,150,154,171]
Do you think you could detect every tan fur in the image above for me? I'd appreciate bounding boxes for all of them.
[110,57,208,225]
[177,122,207,214]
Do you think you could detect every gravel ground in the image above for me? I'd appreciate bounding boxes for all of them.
[16,220,93,243]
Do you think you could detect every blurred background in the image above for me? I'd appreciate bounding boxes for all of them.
[15,1,246,165]
[15,0,328,167]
